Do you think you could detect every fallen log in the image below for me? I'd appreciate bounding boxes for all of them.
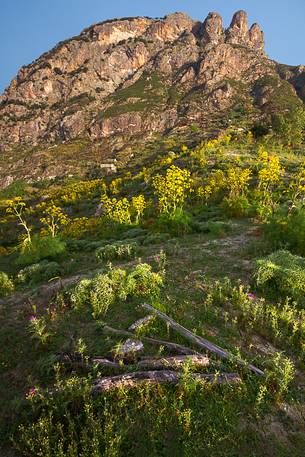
[142,303,265,377]
[92,370,241,393]
[57,352,209,371]
[103,325,201,356]
[137,355,210,369]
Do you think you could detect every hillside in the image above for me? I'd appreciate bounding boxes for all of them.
[0,9,305,457]
[0,10,305,188]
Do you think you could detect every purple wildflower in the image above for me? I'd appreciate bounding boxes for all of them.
[29,315,37,322]
[28,387,37,397]
[247,293,256,300]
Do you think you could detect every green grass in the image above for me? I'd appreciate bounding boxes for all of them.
[1,138,305,456]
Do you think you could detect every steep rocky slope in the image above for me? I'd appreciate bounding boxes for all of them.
[1,10,304,147]
[0,10,304,187]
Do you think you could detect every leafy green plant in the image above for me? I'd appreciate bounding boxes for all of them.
[0,271,14,297]
[262,206,305,256]
[90,273,115,318]
[28,315,51,345]
[255,250,305,302]
[266,352,295,399]
[17,261,61,286]
[222,195,251,218]
[155,209,193,236]
[95,241,137,262]
[17,235,66,265]
[70,264,163,319]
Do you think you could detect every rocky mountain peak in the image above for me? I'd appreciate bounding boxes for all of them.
[200,12,224,48]
[0,8,303,188]
[225,10,264,50]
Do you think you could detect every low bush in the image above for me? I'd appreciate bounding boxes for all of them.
[155,209,193,236]
[222,195,252,218]
[120,227,148,240]
[17,235,66,265]
[17,261,61,286]
[90,273,115,318]
[95,241,138,262]
[142,232,170,246]
[202,277,305,358]
[66,239,109,252]
[70,263,163,318]
[255,250,305,302]
[193,220,232,236]
[262,206,305,256]
[0,271,14,297]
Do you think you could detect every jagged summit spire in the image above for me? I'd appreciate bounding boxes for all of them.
[198,10,264,52]
[200,12,224,47]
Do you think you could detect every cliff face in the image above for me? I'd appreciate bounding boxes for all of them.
[1,9,303,152]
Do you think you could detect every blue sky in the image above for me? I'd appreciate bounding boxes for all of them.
[0,0,304,93]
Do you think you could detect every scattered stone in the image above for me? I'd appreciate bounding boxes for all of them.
[114,338,144,362]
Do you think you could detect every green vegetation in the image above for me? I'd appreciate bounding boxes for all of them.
[95,241,138,262]
[255,250,305,302]
[1,131,305,456]
[0,271,14,297]
[98,72,168,120]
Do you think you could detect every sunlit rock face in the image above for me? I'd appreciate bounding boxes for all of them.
[0,8,300,153]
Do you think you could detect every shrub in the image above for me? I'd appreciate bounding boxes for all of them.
[70,279,93,310]
[17,235,66,265]
[194,220,232,236]
[155,209,193,236]
[17,261,61,286]
[267,352,295,399]
[222,195,251,218]
[262,207,305,256]
[123,263,163,299]
[255,250,305,302]
[95,241,137,262]
[142,232,170,246]
[67,239,110,252]
[70,264,163,318]
[152,165,193,214]
[121,227,148,240]
[0,271,14,297]
[90,274,115,318]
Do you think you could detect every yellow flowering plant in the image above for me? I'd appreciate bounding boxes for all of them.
[152,165,193,214]
[197,170,225,205]
[226,167,252,199]
[100,195,132,225]
[5,197,32,245]
[109,178,123,195]
[36,202,69,237]
[131,195,146,223]
[257,149,284,208]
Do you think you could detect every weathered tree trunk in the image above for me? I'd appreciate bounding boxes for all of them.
[142,303,265,377]
[92,371,241,393]
[137,355,210,369]
[102,325,201,356]
[57,353,210,371]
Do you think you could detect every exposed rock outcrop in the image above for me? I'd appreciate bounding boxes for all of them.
[0,8,303,182]
[200,12,224,49]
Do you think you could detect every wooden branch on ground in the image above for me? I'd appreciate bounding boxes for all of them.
[92,370,241,393]
[142,303,265,377]
[57,353,209,371]
[137,355,210,369]
[103,325,201,356]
